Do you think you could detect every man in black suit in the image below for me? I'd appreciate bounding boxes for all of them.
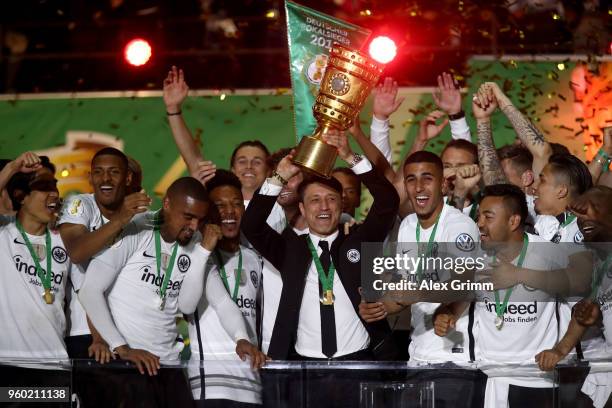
[242,130,399,407]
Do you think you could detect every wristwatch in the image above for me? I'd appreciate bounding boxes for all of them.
[348,153,363,168]
[271,170,288,185]
[448,110,465,121]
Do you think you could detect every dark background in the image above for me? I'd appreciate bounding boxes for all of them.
[1,0,610,92]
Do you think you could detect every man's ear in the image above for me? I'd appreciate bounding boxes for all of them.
[557,184,569,200]
[299,202,305,218]
[521,170,534,190]
[508,214,522,232]
[125,171,133,188]
[163,196,171,211]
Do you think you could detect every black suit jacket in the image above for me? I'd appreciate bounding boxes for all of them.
[241,166,399,360]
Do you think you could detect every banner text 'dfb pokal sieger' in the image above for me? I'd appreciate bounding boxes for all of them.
[286,1,376,177]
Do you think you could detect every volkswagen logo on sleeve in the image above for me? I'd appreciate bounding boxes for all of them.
[456,233,475,252]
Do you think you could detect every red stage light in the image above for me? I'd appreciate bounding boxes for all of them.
[124,39,152,67]
[368,36,397,64]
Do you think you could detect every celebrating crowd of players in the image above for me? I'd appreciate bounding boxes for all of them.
[0,66,611,408]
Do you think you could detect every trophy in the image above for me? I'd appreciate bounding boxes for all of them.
[292,44,384,178]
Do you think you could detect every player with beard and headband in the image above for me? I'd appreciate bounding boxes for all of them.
[57,147,151,361]
[436,184,558,408]
[187,170,266,407]
[79,177,264,407]
[0,152,72,394]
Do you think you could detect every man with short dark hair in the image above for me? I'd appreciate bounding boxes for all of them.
[436,183,558,408]
[79,177,263,406]
[0,152,71,392]
[242,130,398,407]
[534,153,593,243]
[58,147,151,360]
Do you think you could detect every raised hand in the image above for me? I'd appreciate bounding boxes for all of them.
[417,110,449,143]
[454,164,482,197]
[163,66,189,113]
[322,129,353,162]
[372,77,405,120]
[432,72,462,115]
[191,160,217,186]
[275,149,301,182]
[12,151,42,174]
[201,223,223,251]
[472,84,498,120]
[116,190,151,226]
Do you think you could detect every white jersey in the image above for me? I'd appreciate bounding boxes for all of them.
[397,204,480,363]
[89,212,209,363]
[535,213,583,244]
[188,246,262,404]
[594,257,612,350]
[0,216,69,362]
[57,193,107,336]
[475,233,558,387]
[242,199,288,354]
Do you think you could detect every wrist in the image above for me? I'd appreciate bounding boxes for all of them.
[339,150,355,163]
[271,170,289,185]
[372,113,389,121]
[165,103,181,113]
[448,110,465,120]
[476,117,491,124]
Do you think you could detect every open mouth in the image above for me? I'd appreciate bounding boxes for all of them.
[242,172,255,179]
[221,219,237,225]
[415,195,429,208]
[316,214,331,220]
[99,185,114,194]
[46,201,58,214]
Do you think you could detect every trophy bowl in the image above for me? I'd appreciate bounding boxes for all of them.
[293,44,384,178]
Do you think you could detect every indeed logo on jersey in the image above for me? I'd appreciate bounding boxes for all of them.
[597,288,612,312]
[13,255,65,285]
[483,298,538,315]
[236,295,256,310]
[140,266,183,291]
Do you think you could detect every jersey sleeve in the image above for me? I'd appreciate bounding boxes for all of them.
[57,195,92,227]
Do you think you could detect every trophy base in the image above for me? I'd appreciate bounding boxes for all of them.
[292,136,338,179]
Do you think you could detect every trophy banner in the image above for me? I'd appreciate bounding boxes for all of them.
[285,0,371,143]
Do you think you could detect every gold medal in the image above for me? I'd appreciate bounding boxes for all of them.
[320,289,335,305]
[43,288,54,305]
[494,315,503,330]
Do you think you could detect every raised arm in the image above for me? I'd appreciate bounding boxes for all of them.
[408,110,449,155]
[486,82,552,177]
[0,151,42,191]
[241,154,300,270]
[589,126,611,185]
[473,85,508,185]
[349,120,396,184]
[432,72,472,142]
[58,192,150,264]
[369,77,405,164]
[163,66,205,176]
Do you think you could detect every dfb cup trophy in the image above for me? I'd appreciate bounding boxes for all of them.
[292,43,384,178]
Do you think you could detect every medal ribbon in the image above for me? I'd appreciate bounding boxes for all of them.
[493,233,529,319]
[215,249,242,302]
[306,236,335,293]
[415,210,442,282]
[154,212,178,302]
[16,220,52,293]
[560,213,576,228]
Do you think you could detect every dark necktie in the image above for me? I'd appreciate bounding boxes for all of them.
[318,240,337,358]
